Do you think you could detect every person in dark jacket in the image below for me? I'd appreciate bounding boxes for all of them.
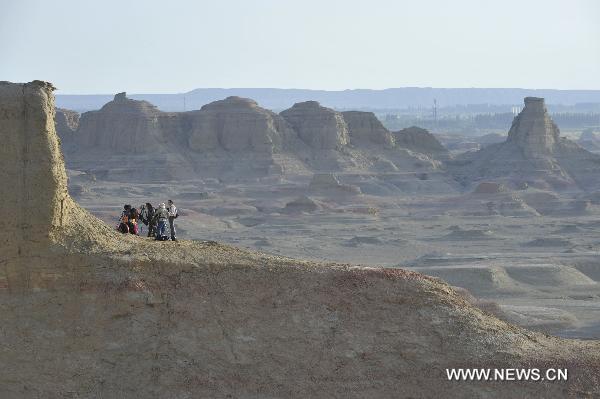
[118,205,131,234]
[154,203,169,241]
[141,202,156,238]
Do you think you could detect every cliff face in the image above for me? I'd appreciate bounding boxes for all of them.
[1,82,600,398]
[451,97,600,190]
[61,94,447,181]
[66,92,195,180]
[188,96,291,153]
[76,92,181,154]
[55,107,79,134]
[342,110,395,148]
[507,97,559,155]
[55,108,80,152]
[0,81,71,250]
[280,101,349,150]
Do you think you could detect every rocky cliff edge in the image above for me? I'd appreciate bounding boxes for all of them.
[1,81,599,398]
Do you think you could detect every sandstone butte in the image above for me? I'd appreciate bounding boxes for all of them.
[451,97,600,191]
[1,81,599,398]
[59,92,446,182]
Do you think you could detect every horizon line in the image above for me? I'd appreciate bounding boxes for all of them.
[53,87,600,96]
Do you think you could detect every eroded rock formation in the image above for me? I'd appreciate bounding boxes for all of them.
[188,96,291,153]
[393,126,448,156]
[1,81,600,398]
[280,101,349,150]
[342,110,394,148]
[59,93,448,182]
[1,81,71,249]
[507,97,559,154]
[76,92,180,154]
[451,97,600,191]
[55,108,80,152]
[55,107,79,134]
[66,92,195,180]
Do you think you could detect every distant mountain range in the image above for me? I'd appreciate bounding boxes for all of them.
[55,87,600,112]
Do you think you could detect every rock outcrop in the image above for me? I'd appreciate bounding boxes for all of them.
[75,92,182,154]
[342,111,394,148]
[280,101,349,150]
[55,107,79,134]
[450,97,600,191]
[507,97,558,154]
[188,96,291,153]
[1,81,72,250]
[393,126,448,156]
[66,93,196,180]
[58,93,447,182]
[1,81,600,399]
[54,107,80,152]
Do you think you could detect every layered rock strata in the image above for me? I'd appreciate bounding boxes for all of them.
[280,101,349,150]
[342,110,395,148]
[507,97,559,155]
[62,93,447,181]
[188,96,292,153]
[1,81,599,398]
[451,97,600,191]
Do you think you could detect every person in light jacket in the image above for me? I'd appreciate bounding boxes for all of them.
[167,199,178,241]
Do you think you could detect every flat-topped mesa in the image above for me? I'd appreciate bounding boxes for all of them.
[342,111,395,148]
[507,97,560,154]
[188,96,290,153]
[280,101,349,150]
[75,91,167,154]
[0,81,72,248]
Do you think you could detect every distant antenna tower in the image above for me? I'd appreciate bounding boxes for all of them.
[183,96,187,112]
[433,99,438,125]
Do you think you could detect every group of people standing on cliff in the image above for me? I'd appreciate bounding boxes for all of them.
[118,200,178,241]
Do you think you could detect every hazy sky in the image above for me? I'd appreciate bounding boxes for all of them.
[1,0,599,93]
